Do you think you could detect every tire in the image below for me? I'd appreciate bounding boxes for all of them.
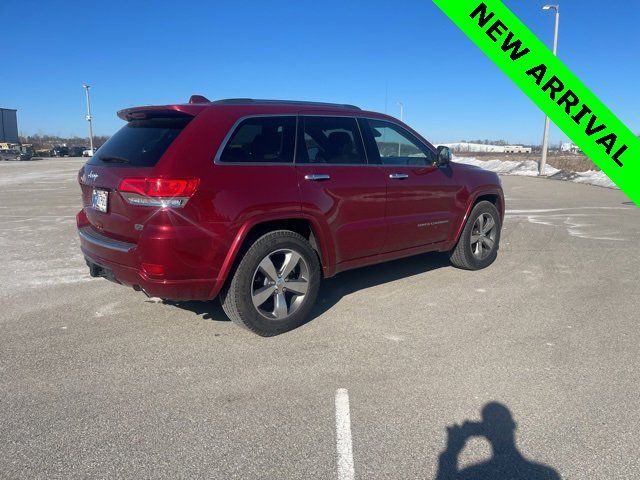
[219,230,321,336]
[450,201,501,270]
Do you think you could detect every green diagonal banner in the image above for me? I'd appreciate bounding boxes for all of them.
[433,0,639,206]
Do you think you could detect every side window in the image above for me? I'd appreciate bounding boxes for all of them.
[298,116,366,164]
[219,116,296,163]
[365,119,435,166]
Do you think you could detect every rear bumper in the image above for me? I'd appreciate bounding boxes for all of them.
[83,251,215,301]
[79,226,135,253]
[77,210,226,301]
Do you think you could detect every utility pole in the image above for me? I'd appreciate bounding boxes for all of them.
[83,84,94,153]
[539,4,560,175]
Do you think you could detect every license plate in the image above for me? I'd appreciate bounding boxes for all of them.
[92,189,109,213]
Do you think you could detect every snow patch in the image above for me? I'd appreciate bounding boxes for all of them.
[506,209,628,241]
[454,156,618,189]
[569,170,616,188]
[454,156,558,176]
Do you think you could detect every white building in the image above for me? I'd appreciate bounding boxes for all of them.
[437,142,506,153]
[438,142,533,154]
[504,145,532,153]
[561,142,581,154]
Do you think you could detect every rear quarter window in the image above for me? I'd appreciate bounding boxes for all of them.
[88,117,191,167]
[217,116,296,163]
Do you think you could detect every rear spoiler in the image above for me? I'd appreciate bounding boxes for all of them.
[117,104,205,122]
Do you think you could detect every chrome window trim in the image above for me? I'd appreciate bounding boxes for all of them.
[212,113,437,168]
[213,114,298,165]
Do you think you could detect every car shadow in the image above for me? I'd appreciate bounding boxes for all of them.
[163,297,230,322]
[435,402,561,480]
[164,252,451,325]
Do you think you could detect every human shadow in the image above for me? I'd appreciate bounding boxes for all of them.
[436,402,560,480]
[164,252,450,326]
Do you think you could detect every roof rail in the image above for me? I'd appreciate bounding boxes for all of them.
[210,98,361,110]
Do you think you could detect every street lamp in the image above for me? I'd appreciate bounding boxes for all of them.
[82,84,94,154]
[539,4,560,176]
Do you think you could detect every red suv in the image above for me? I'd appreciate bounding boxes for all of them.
[77,97,504,336]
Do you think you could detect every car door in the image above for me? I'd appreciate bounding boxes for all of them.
[295,115,387,265]
[360,118,458,252]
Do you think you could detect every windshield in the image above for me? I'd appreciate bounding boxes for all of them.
[88,117,192,167]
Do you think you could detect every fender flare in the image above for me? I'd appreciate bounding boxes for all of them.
[451,186,505,247]
[208,212,336,298]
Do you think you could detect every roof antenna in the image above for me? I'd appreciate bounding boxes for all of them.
[189,95,210,104]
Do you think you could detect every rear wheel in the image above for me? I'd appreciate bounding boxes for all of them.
[450,201,501,270]
[220,230,321,336]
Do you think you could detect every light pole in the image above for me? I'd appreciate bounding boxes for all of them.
[83,84,94,153]
[539,4,560,175]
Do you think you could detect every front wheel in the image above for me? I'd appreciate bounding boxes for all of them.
[450,201,501,270]
[219,230,321,336]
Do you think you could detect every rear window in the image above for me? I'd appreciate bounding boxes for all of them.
[88,117,191,167]
[297,116,366,165]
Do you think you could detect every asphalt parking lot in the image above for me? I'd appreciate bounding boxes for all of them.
[1,158,638,479]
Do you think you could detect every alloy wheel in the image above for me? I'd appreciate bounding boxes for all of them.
[251,249,310,320]
[470,213,497,260]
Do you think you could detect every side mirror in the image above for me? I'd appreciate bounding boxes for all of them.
[436,146,452,167]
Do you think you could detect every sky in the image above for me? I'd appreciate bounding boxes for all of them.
[1,0,638,145]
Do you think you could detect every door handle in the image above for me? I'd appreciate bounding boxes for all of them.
[304,174,331,181]
[389,173,409,180]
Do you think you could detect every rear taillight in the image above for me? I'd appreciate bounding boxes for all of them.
[118,177,199,208]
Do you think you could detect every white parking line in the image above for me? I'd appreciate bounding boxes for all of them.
[335,388,355,480]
